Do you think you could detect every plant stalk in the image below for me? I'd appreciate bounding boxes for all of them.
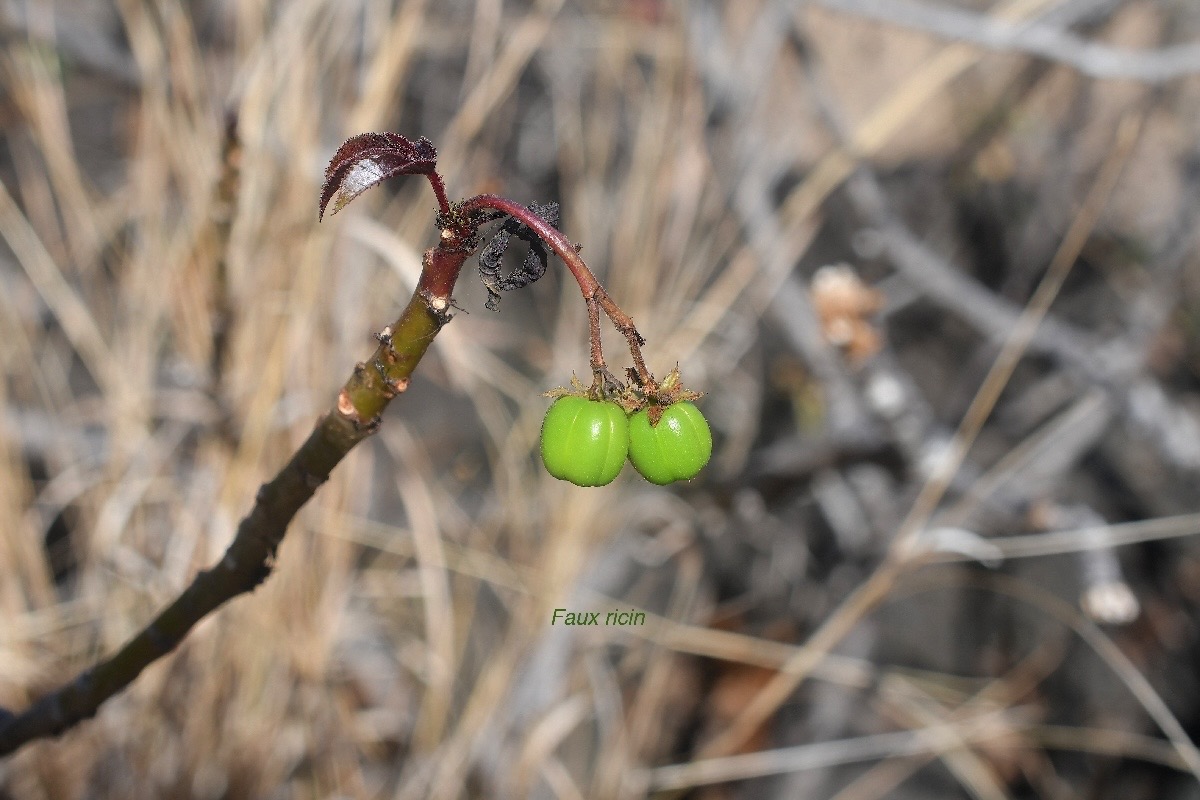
[0,236,470,757]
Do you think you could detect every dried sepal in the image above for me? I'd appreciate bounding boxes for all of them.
[319,133,438,220]
[478,201,561,310]
[661,366,702,400]
[543,369,631,403]
[542,373,590,399]
[616,365,704,423]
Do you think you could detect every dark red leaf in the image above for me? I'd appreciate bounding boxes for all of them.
[319,133,437,220]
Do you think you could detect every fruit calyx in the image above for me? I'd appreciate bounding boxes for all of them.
[616,365,704,425]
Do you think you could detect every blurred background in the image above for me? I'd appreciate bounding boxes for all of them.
[3,0,1200,797]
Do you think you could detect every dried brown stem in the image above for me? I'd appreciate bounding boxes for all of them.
[586,293,605,375]
[597,287,652,388]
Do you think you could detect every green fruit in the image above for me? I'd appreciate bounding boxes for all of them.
[540,396,629,486]
[628,402,712,485]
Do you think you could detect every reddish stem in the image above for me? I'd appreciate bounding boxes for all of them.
[416,236,471,299]
[425,171,451,217]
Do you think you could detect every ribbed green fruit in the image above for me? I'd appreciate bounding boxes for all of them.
[627,402,712,485]
[540,396,629,486]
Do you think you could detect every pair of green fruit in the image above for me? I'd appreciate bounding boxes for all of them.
[540,396,712,486]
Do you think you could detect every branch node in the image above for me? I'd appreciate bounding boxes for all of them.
[337,388,360,422]
[380,376,410,399]
[421,289,455,326]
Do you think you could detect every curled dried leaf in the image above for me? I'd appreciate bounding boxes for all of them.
[478,201,560,310]
[319,133,437,220]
